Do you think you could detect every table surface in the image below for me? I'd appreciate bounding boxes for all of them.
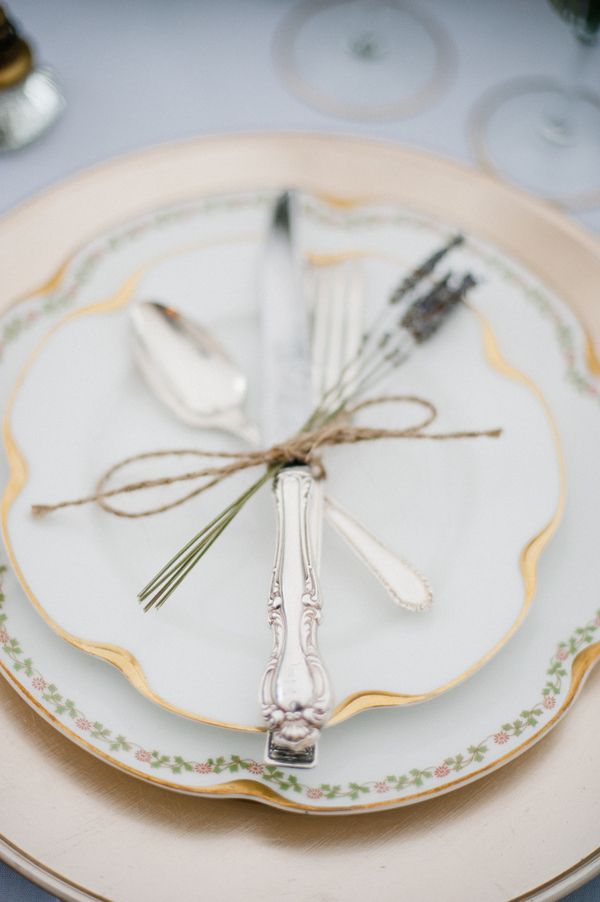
[0,1,599,900]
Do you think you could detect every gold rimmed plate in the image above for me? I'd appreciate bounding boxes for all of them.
[2,192,561,734]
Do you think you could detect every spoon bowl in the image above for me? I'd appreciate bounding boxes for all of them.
[131,301,259,444]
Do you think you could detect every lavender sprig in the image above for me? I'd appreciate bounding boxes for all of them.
[139,236,474,612]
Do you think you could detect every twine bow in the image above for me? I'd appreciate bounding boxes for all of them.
[32,395,502,520]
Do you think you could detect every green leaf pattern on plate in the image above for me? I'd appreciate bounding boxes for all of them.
[1,563,599,799]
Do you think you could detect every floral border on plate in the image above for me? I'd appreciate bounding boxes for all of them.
[1,564,598,800]
[1,191,598,407]
[1,193,599,804]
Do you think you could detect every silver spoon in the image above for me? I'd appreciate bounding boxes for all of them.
[131,302,259,445]
[130,300,432,612]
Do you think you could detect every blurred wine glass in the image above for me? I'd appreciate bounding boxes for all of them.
[272,0,456,122]
[470,0,600,208]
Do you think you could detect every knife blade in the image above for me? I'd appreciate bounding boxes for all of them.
[258,191,332,768]
[259,191,314,444]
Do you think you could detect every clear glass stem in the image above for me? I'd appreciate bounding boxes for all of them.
[346,0,392,61]
[540,28,597,146]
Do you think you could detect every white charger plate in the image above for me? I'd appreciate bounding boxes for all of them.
[2,192,561,731]
[0,185,597,813]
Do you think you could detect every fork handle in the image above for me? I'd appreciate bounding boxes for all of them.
[260,465,332,765]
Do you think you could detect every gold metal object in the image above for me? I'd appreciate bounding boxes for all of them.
[0,7,33,90]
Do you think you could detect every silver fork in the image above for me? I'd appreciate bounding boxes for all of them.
[311,260,433,614]
[310,260,364,407]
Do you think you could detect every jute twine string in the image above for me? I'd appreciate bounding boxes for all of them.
[31,395,502,520]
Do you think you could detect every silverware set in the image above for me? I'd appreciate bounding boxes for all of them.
[130,190,471,766]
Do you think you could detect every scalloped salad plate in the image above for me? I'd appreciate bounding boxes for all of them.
[2,192,561,733]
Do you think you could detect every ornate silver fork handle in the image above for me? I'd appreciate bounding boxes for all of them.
[260,465,332,768]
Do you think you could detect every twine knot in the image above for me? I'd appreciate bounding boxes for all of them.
[31,395,502,520]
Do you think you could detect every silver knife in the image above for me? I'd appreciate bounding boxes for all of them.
[258,191,332,768]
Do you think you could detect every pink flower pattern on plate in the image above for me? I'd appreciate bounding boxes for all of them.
[31,676,47,691]
[307,788,324,799]
[543,695,556,710]
[75,718,92,732]
[494,731,510,745]
[194,762,213,774]
[374,781,390,793]
[135,749,152,763]
[434,764,451,778]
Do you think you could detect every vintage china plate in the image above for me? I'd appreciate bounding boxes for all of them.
[2,193,561,731]
[0,179,598,813]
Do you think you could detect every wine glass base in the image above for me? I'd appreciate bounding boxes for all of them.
[470,76,600,211]
[272,0,456,122]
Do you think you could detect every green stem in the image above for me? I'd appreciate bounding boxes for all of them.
[140,468,275,611]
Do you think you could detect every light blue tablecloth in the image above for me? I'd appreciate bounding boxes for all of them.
[567,881,600,902]
[0,863,59,901]
[1,859,599,901]
[1,1,599,899]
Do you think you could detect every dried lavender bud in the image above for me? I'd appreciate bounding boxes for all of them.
[400,272,477,343]
[389,234,464,305]
[272,190,293,234]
